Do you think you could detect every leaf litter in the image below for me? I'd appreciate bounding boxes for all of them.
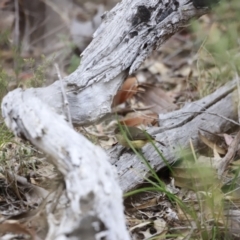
[1,0,240,239]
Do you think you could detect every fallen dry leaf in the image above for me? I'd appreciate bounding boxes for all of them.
[138,83,177,114]
[223,133,234,146]
[119,112,158,127]
[199,131,226,155]
[0,221,35,239]
[112,77,138,106]
[172,158,219,190]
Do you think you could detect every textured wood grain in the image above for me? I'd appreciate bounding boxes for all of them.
[1,0,214,238]
[10,0,208,126]
[109,80,238,193]
[2,89,130,240]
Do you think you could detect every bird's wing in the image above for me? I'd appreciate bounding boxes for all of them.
[126,129,155,141]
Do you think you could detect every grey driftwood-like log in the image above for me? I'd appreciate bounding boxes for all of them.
[1,89,130,240]
[1,0,217,239]
[109,79,238,192]
[13,0,208,126]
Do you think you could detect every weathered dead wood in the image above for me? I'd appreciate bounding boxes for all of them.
[11,0,208,126]
[109,79,239,193]
[1,89,130,240]
[1,0,216,239]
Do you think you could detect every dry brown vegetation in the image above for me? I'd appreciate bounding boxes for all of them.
[0,0,240,239]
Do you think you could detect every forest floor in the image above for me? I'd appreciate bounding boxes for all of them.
[0,0,240,239]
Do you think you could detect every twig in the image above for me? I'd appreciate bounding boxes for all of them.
[183,221,197,240]
[236,73,240,123]
[14,0,20,47]
[218,130,240,177]
[49,181,65,214]
[54,64,73,127]
[112,105,156,115]
[13,0,20,73]
[185,111,240,126]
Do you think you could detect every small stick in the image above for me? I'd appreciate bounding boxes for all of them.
[218,130,240,177]
[236,73,240,123]
[54,64,73,127]
[14,0,20,47]
[185,111,240,126]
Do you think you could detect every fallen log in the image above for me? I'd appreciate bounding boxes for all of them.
[6,0,208,125]
[1,88,130,240]
[109,79,238,192]
[1,0,216,239]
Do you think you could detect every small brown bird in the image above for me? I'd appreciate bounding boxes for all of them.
[114,125,157,149]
